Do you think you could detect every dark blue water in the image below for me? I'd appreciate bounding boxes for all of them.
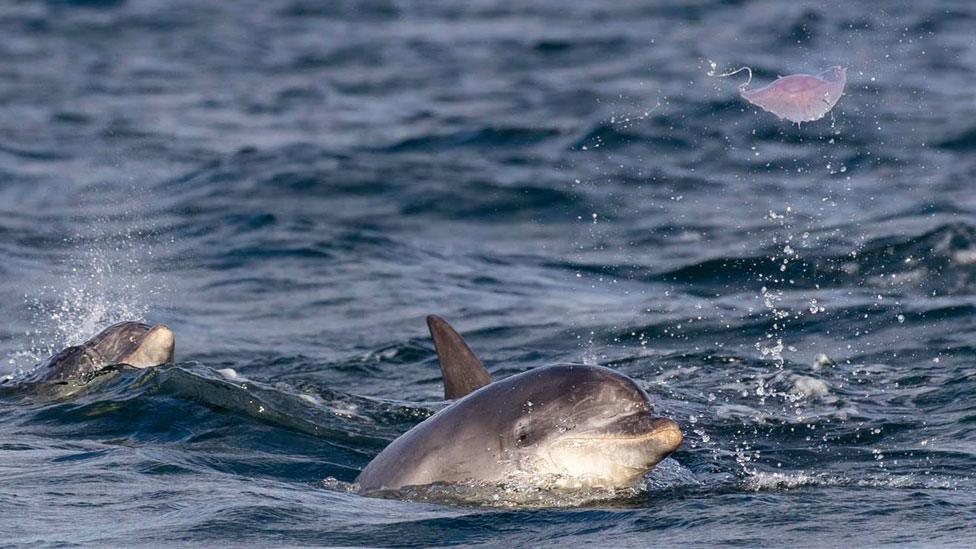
[2,0,975,546]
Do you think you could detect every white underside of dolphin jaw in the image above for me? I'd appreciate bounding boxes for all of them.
[516,418,683,490]
[530,447,654,490]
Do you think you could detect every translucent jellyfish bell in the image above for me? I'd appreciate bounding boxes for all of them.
[740,67,846,123]
[708,61,847,124]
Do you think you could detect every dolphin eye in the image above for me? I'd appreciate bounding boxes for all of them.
[515,427,543,447]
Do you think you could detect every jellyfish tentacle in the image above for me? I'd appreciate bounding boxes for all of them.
[706,59,753,89]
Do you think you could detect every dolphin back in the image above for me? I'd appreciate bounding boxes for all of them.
[38,345,97,382]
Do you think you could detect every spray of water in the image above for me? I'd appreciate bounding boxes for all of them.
[7,227,167,375]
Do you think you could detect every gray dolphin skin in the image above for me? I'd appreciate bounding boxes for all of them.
[356,315,682,493]
[36,321,175,382]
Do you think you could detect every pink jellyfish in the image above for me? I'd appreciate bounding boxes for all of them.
[708,61,847,124]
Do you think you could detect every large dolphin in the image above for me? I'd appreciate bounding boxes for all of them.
[21,321,175,384]
[356,315,682,493]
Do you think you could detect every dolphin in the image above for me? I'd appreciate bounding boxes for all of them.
[30,321,175,383]
[356,315,682,493]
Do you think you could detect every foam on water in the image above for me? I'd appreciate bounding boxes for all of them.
[744,470,959,492]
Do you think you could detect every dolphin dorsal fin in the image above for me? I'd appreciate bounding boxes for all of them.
[426,315,492,399]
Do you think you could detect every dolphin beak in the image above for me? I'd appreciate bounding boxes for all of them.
[121,324,175,368]
[574,414,682,457]
[144,324,176,365]
[647,418,682,455]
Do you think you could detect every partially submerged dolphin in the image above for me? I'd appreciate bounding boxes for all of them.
[356,316,682,493]
[21,321,175,384]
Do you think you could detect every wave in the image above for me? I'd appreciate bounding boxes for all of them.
[384,127,562,152]
[938,127,976,151]
[2,362,430,481]
[648,223,976,295]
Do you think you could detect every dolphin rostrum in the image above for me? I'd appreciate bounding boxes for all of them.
[356,315,682,493]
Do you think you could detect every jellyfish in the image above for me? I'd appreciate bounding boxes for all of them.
[708,61,847,124]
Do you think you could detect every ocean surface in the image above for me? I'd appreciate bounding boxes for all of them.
[1,0,975,546]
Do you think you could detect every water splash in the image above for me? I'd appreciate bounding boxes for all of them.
[744,470,958,491]
[8,229,166,374]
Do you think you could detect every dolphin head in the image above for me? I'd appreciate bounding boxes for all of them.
[41,322,175,382]
[84,321,175,369]
[499,365,682,489]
